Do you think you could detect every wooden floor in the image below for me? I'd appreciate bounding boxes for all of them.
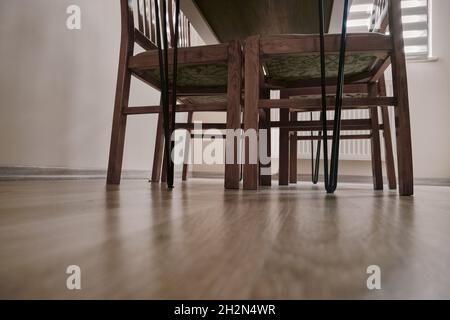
[1,179,450,299]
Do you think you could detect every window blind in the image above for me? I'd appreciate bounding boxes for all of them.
[347,0,430,58]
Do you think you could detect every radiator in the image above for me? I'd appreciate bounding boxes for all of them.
[296,109,372,161]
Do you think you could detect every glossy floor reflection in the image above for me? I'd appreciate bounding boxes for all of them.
[0,179,449,299]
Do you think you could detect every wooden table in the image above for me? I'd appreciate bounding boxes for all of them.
[188,0,334,43]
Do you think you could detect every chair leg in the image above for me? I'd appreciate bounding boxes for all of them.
[289,112,298,184]
[243,36,260,190]
[259,107,272,186]
[393,91,414,196]
[370,108,384,190]
[151,109,164,183]
[369,84,383,190]
[182,111,193,181]
[381,107,397,190]
[107,61,132,185]
[279,107,290,186]
[389,0,414,196]
[378,78,397,190]
[225,40,242,189]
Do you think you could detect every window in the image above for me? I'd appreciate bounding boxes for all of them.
[347,0,431,59]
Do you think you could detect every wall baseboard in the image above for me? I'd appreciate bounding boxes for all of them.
[0,166,152,181]
[1,167,449,187]
[191,171,450,187]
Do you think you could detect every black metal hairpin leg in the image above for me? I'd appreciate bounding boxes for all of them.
[311,112,321,185]
[318,0,350,194]
[154,0,181,189]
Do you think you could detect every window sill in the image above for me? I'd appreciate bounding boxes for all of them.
[407,56,439,63]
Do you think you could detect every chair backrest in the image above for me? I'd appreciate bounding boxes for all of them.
[120,0,191,51]
[369,0,389,33]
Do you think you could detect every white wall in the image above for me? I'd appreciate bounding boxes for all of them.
[0,0,161,171]
[405,0,450,179]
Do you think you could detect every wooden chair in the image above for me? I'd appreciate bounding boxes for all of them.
[243,0,414,195]
[107,0,242,189]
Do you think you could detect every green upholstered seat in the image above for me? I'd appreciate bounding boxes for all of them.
[180,95,228,105]
[264,53,385,82]
[148,63,228,88]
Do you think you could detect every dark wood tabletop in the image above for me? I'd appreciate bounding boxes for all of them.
[192,0,334,43]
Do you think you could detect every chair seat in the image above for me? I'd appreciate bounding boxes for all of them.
[180,95,228,105]
[147,63,228,88]
[264,52,388,84]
